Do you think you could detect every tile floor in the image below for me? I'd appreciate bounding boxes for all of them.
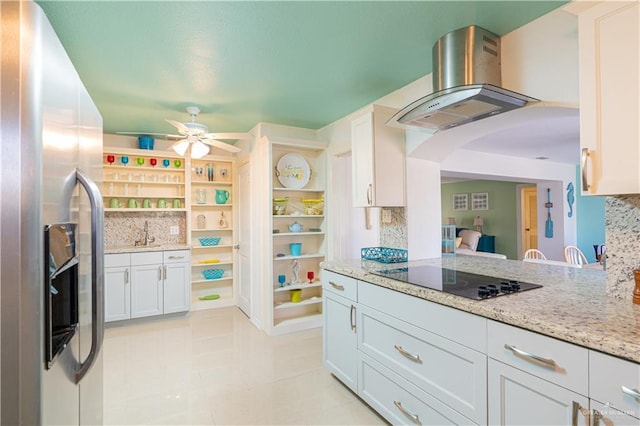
[103,307,386,425]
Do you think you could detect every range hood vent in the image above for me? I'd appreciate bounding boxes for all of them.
[389,25,539,131]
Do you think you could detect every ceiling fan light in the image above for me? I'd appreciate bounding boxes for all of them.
[172,140,190,156]
[191,141,210,159]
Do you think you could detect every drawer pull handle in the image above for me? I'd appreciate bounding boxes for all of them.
[394,345,422,364]
[581,148,590,191]
[168,255,184,260]
[571,401,589,426]
[622,385,640,400]
[393,401,421,425]
[350,305,356,332]
[504,344,556,369]
[329,281,344,291]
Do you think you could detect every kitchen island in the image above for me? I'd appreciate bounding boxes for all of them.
[321,256,640,425]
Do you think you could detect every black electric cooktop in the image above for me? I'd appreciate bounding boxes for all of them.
[369,265,542,300]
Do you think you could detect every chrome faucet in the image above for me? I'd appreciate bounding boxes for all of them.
[135,221,155,246]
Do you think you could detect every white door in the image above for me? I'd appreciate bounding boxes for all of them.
[323,293,357,392]
[237,162,251,316]
[104,266,130,322]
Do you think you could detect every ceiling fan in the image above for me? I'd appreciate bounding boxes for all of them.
[119,106,251,158]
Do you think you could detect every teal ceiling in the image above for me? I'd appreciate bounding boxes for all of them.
[36,1,567,136]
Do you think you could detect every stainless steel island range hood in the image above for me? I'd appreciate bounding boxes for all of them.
[389,25,539,131]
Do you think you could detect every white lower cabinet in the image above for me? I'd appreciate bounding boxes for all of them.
[359,353,474,426]
[322,270,640,426]
[105,253,131,322]
[322,270,358,392]
[106,250,190,322]
[130,252,164,319]
[590,350,640,425]
[488,359,589,425]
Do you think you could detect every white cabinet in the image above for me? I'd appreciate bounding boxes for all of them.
[162,250,191,314]
[487,320,590,425]
[351,104,405,207]
[357,295,487,424]
[590,350,640,423]
[104,253,131,322]
[105,249,190,322]
[578,1,639,195]
[591,400,640,426]
[189,155,236,311]
[322,270,358,392]
[488,359,590,425]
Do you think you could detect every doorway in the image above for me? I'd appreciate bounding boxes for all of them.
[521,186,538,255]
[237,162,251,316]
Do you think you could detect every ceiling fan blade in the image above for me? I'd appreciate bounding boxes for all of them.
[116,131,171,137]
[203,132,252,140]
[200,138,242,153]
[165,119,190,134]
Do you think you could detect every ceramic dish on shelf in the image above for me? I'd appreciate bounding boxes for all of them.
[275,153,311,189]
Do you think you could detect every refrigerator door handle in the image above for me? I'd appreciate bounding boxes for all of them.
[74,168,105,384]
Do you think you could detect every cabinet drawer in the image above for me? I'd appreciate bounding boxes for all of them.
[591,400,640,425]
[321,270,357,301]
[163,249,190,264]
[590,351,640,420]
[130,251,163,266]
[488,320,588,396]
[358,304,487,424]
[358,280,486,352]
[359,353,475,426]
[105,253,130,268]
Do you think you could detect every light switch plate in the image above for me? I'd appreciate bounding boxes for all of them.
[170,226,179,235]
[381,209,392,224]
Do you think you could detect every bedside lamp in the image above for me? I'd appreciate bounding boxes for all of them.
[474,216,484,234]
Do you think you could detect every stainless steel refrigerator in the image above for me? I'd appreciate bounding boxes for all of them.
[1,1,105,424]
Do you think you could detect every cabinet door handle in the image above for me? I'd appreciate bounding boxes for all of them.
[366,184,372,205]
[504,344,556,369]
[581,148,590,191]
[571,401,589,426]
[158,266,162,281]
[350,304,356,332]
[393,401,421,425]
[329,281,344,291]
[591,409,602,426]
[622,385,640,400]
[168,255,184,260]
[124,269,129,284]
[163,265,167,280]
[394,345,423,364]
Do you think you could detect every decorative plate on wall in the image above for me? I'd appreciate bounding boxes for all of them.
[276,153,311,189]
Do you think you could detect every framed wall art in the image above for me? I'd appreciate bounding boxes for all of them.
[452,193,468,211]
[471,192,489,210]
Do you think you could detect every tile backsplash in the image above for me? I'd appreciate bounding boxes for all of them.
[605,195,640,300]
[104,212,186,248]
[380,208,407,249]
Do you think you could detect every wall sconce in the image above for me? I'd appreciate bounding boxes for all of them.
[473,216,484,234]
[447,217,456,225]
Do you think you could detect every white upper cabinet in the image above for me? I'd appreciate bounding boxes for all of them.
[351,105,405,207]
[579,1,639,195]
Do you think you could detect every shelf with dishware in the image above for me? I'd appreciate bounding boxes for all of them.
[268,142,326,335]
[187,155,236,312]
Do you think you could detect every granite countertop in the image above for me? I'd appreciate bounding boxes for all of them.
[322,256,640,364]
[105,244,191,254]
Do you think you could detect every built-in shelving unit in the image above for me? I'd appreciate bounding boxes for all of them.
[102,149,186,211]
[268,141,327,335]
[189,156,236,310]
